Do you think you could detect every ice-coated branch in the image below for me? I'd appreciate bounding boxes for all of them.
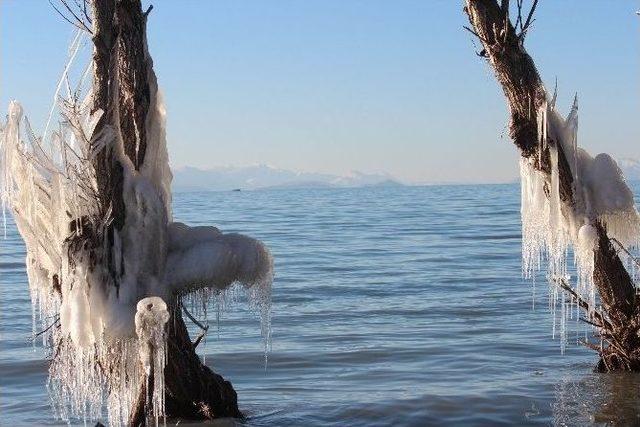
[555,278,611,331]
[165,222,273,295]
[464,0,640,367]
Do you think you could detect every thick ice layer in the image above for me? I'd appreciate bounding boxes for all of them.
[166,222,273,292]
[521,95,640,347]
[543,98,640,246]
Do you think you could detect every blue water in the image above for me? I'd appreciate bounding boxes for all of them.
[2,184,640,426]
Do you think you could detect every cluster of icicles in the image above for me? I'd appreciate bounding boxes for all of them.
[0,32,273,426]
[520,92,640,351]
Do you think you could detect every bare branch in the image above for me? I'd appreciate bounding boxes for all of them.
[515,0,524,31]
[463,25,490,49]
[579,317,604,329]
[81,0,92,24]
[49,1,89,33]
[181,302,209,331]
[28,316,61,342]
[519,0,539,41]
[48,0,93,34]
[555,277,613,331]
[60,0,88,28]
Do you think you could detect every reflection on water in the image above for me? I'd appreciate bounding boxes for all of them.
[554,372,640,426]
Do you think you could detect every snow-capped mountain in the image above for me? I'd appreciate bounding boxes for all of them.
[618,158,640,181]
[172,164,403,192]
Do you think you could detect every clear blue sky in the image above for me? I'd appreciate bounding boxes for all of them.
[1,1,638,183]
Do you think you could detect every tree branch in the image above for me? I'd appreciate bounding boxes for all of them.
[48,0,93,34]
[519,0,539,41]
[556,278,612,331]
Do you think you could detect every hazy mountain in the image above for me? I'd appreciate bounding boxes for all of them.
[618,158,640,180]
[172,165,404,192]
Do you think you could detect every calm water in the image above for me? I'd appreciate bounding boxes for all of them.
[2,184,640,426]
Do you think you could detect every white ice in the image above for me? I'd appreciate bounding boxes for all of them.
[521,94,640,349]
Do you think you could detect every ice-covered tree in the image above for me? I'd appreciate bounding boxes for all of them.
[0,1,273,425]
[464,0,640,370]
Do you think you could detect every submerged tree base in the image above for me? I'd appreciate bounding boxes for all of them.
[594,318,640,373]
[130,304,242,425]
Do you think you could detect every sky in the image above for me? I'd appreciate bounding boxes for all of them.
[1,0,639,184]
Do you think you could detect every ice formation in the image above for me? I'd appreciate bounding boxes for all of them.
[0,32,273,425]
[135,297,170,424]
[520,94,640,349]
[167,221,274,348]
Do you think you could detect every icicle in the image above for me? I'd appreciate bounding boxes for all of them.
[575,223,598,316]
[135,297,170,425]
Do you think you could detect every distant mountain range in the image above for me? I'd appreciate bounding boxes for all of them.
[171,158,640,192]
[618,158,640,181]
[172,165,404,192]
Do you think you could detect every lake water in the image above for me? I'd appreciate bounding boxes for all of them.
[2,184,640,426]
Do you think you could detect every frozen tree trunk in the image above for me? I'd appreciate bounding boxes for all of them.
[2,1,271,424]
[464,0,638,371]
[89,1,242,423]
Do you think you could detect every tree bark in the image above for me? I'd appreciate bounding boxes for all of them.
[88,0,242,422]
[464,0,637,370]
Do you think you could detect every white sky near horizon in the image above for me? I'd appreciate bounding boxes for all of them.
[1,1,639,184]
